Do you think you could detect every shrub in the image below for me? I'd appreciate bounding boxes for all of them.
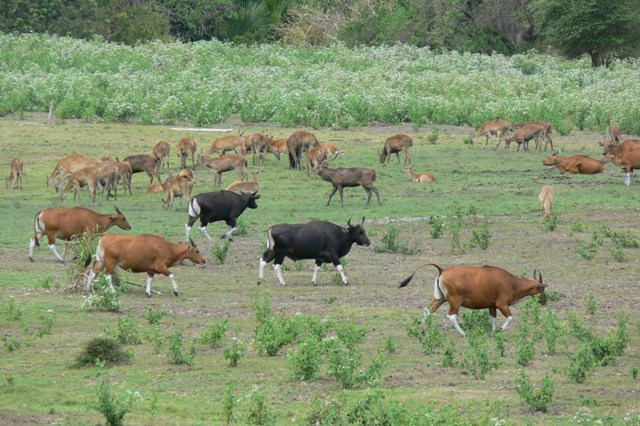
[39,274,53,288]
[459,310,492,334]
[541,215,558,232]
[384,337,397,354]
[143,306,169,325]
[576,241,598,260]
[571,219,585,232]
[515,371,554,412]
[611,230,640,248]
[442,341,456,367]
[196,319,228,348]
[254,314,299,356]
[82,275,121,312]
[5,298,23,321]
[211,240,230,264]
[75,337,131,367]
[406,314,444,355]
[516,335,536,367]
[632,366,638,380]
[145,324,166,354]
[567,343,596,383]
[541,309,564,354]
[223,381,236,424]
[586,293,597,315]
[468,223,492,250]
[335,320,367,349]
[168,329,195,366]
[93,374,138,426]
[427,125,439,144]
[429,215,445,239]
[288,336,322,381]
[493,332,507,357]
[235,218,249,236]
[611,247,627,262]
[112,313,143,345]
[373,224,418,255]
[224,338,246,367]
[246,387,275,426]
[460,330,500,380]
[327,342,387,389]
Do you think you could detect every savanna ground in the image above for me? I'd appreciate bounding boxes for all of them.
[1,116,639,425]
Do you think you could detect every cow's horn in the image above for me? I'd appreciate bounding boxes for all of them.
[538,270,543,283]
[188,236,195,246]
[361,216,365,225]
[347,216,352,227]
[533,269,539,280]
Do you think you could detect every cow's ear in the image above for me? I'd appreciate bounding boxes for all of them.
[108,214,118,220]
[360,216,365,225]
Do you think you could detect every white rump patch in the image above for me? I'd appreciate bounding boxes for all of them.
[188,198,201,217]
[35,213,45,233]
[433,275,447,300]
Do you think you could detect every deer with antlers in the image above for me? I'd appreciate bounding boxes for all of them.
[315,154,381,207]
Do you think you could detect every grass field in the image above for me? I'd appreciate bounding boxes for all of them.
[1,116,639,425]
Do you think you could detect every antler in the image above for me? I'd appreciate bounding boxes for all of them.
[114,205,121,214]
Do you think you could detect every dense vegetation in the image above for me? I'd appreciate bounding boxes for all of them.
[2,34,640,133]
[1,0,639,64]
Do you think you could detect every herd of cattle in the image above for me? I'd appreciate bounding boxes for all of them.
[4,121,638,335]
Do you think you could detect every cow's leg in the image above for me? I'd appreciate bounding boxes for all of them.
[146,273,154,297]
[332,259,348,286]
[47,236,64,264]
[420,297,447,335]
[489,307,498,332]
[197,219,213,241]
[446,300,465,337]
[497,305,513,331]
[29,231,45,262]
[273,254,286,285]
[312,260,322,286]
[157,265,179,296]
[84,260,103,294]
[338,187,344,207]
[326,186,338,206]
[222,219,237,241]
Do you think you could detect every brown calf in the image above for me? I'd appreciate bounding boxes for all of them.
[403,165,436,183]
[6,157,24,189]
[84,234,205,297]
[177,137,197,169]
[197,153,248,186]
[543,153,604,174]
[379,134,413,165]
[29,206,130,263]
[400,263,547,336]
[471,119,511,146]
[538,185,555,220]
[153,140,170,174]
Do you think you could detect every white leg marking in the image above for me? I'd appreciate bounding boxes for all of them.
[258,258,267,283]
[49,244,64,262]
[447,314,466,337]
[336,264,348,285]
[312,263,320,286]
[491,316,497,332]
[225,226,237,239]
[169,273,178,296]
[85,270,96,293]
[105,275,115,293]
[200,226,213,241]
[274,264,286,286]
[29,238,36,260]
[185,225,192,241]
[146,274,153,296]
[501,316,513,331]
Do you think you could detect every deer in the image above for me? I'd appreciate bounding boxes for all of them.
[318,142,341,155]
[604,126,623,145]
[271,139,289,157]
[471,119,511,146]
[226,170,260,193]
[153,140,170,174]
[508,121,554,151]
[379,134,413,165]
[306,146,327,177]
[60,164,118,202]
[503,124,546,152]
[47,155,101,193]
[177,137,197,169]
[247,132,278,164]
[403,165,436,183]
[288,131,319,170]
[538,185,555,220]
[162,175,194,210]
[197,152,248,186]
[6,157,24,189]
[314,154,381,207]
[206,134,247,157]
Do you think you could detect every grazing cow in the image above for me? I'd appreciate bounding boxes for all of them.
[123,154,162,184]
[399,263,547,337]
[471,119,511,146]
[29,206,131,263]
[538,185,555,219]
[543,152,604,174]
[185,190,259,241]
[84,234,205,297]
[379,134,413,165]
[6,157,24,189]
[177,137,197,169]
[602,152,640,186]
[153,140,170,174]
[258,218,370,286]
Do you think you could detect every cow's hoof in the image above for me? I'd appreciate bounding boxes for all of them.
[343,282,350,286]
[146,292,152,298]
[220,234,226,239]
[257,280,262,286]
[58,259,65,264]
[173,291,179,297]
[228,237,234,242]
[29,257,34,263]
[312,282,318,287]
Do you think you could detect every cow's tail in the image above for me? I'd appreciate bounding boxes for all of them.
[399,263,443,288]
[33,211,44,246]
[84,232,107,268]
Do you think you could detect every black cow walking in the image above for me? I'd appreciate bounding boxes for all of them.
[258,218,370,286]
[185,190,259,241]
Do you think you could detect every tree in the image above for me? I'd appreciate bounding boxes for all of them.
[532,0,640,67]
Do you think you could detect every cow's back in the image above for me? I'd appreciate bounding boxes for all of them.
[100,234,170,265]
[196,191,243,220]
[271,221,341,254]
[41,207,99,234]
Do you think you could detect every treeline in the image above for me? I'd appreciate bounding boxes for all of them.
[1,0,639,66]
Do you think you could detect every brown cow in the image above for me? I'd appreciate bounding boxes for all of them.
[29,206,131,263]
[543,152,604,174]
[400,263,547,337]
[602,139,640,156]
[84,234,205,297]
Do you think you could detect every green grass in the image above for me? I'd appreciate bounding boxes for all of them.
[1,119,639,423]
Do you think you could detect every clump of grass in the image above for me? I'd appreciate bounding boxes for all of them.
[223,381,236,424]
[515,371,554,412]
[144,325,166,354]
[427,125,439,144]
[460,329,500,380]
[4,298,23,321]
[571,218,585,232]
[143,306,170,325]
[246,387,275,426]
[112,313,143,345]
[75,337,131,367]
[211,240,230,264]
[429,215,445,239]
[224,338,246,367]
[196,319,228,348]
[288,336,322,381]
[406,314,444,355]
[541,215,558,232]
[383,337,396,354]
[467,223,492,250]
[373,224,418,255]
[586,293,597,315]
[235,218,249,236]
[93,373,139,426]
[168,329,195,365]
